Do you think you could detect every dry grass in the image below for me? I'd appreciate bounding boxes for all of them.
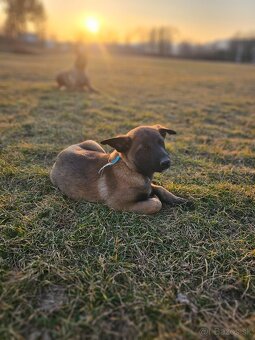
[0,52,255,339]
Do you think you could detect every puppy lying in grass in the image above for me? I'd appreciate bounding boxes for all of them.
[56,52,98,93]
[50,125,188,214]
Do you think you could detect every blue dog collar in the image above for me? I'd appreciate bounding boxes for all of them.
[98,155,121,175]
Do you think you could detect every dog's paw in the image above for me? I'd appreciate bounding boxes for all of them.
[178,199,195,209]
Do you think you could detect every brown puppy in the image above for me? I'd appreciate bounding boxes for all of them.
[50,125,187,214]
[56,52,98,93]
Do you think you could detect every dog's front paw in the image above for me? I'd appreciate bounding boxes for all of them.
[177,199,195,209]
[164,197,194,208]
[163,196,185,205]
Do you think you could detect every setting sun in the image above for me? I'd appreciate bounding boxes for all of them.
[85,17,100,34]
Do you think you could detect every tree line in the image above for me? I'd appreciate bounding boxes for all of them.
[125,27,255,63]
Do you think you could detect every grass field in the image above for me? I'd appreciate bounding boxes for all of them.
[0,51,255,339]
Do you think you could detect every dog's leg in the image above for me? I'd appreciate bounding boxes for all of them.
[56,74,66,89]
[88,85,99,94]
[151,184,187,205]
[124,197,162,214]
[85,78,99,94]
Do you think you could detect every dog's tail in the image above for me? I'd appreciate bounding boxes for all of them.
[78,140,106,153]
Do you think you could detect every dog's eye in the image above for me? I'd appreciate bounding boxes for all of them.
[158,139,165,147]
[143,144,150,151]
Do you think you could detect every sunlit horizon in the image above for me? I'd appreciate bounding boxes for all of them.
[0,0,255,43]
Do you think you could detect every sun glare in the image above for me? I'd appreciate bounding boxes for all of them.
[85,17,100,34]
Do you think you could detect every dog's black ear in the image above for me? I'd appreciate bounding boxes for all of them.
[156,125,176,138]
[101,135,132,152]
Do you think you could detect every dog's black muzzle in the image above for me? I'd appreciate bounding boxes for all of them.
[159,157,171,171]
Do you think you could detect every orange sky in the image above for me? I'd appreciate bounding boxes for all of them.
[1,0,255,43]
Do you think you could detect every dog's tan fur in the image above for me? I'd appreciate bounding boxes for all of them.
[56,52,98,93]
[50,125,187,214]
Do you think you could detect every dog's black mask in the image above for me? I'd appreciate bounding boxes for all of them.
[101,125,176,178]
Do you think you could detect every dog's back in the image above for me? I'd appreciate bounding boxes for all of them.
[78,140,106,153]
[50,141,107,200]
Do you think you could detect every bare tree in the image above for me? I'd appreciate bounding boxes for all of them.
[148,26,177,56]
[158,27,170,56]
[1,0,46,38]
[149,28,158,54]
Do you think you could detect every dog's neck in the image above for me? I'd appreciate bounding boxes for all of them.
[109,150,153,180]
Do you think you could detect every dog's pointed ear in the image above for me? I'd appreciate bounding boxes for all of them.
[101,135,132,152]
[155,125,177,138]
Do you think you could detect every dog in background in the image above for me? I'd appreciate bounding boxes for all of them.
[56,51,98,93]
[50,125,188,214]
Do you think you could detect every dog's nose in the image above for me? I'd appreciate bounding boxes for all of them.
[160,158,171,170]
